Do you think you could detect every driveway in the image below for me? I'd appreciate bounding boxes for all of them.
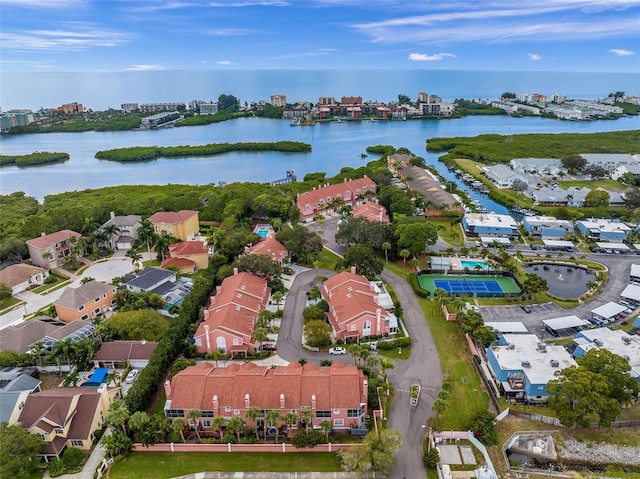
[291,218,442,479]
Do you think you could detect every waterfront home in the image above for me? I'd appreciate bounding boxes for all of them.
[0,263,49,295]
[99,212,142,250]
[485,334,577,403]
[484,164,532,189]
[193,270,270,356]
[510,158,565,176]
[54,281,116,323]
[17,384,119,461]
[245,235,289,264]
[397,165,464,215]
[322,267,396,341]
[462,213,519,238]
[576,218,632,241]
[580,153,640,174]
[521,216,574,239]
[0,318,95,354]
[161,241,209,273]
[296,177,377,223]
[148,210,199,241]
[530,186,590,207]
[270,94,286,107]
[26,230,81,269]
[163,361,368,433]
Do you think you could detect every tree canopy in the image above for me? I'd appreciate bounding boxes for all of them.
[0,422,44,479]
[337,244,383,279]
[338,429,403,476]
[395,221,437,256]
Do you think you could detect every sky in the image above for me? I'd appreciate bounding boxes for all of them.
[1,0,639,73]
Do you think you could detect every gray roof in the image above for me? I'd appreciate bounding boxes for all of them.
[124,266,174,290]
[55,281,115,310]
[0,368,41,423]
[101,214,142,228]
[0,317,91,353]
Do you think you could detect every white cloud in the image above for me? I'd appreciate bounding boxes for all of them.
[610,48,635,56]
[216,60,233,64]
[408,52,456,61]
[528,53,542,60]
[0,24,132,53]
[1,0,84,8]
[272,48,336,60]
[207,1,288,6]
[126,64,166,71]
[205,28,253,36]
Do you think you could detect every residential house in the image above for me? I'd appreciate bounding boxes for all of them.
[509,158,565,177]
[398,165,463,215]
[484,164,532,189]
[270,94,286,107]
[387,153,414,169]
[573,328,640,384]
[123,266,192,308]
[0,317,95,354]
[100,212,142,250]
[26,230,81,269]
[296,177,377,222]
[462,213,519,238]
[580,153,639,174]
[17,385,120,461]
[161,241,209,274]
[485,334,577,403]
[522,216,574,239]
[54,281,116,323]
[322,267,396,341]
[0,263,49,294]
[0,367,41,424]
[245,236,289,264]
[92,340,158,369]
[352,201,390,223]
[193,270,270,355]
[163,361,368,432]
[530,186,590,207]
[148,210,200,241]
[576,218,632,241]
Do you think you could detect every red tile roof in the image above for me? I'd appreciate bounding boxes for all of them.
[169,241,208,256]
[167,362,366,413]
[148,210,198,224]
[246,237,288,262]
[0,263,48,288]
[161,257,195,268]
[26,230,81,249]
[296,177,376,217]
[352,202,390,223]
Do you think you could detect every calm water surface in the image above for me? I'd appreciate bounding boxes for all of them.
[524,263,596,298]
[1,115,639,203]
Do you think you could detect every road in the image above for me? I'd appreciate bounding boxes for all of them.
[287,216,442,479]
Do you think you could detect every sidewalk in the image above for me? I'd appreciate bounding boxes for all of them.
[42,442,107,479]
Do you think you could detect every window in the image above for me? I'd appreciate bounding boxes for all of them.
[81,314,88,320]
[37,433,45,440]
[201,420,211,428]
[194,338,202,347]
[201,411,214,418]
[94,297,100,303]
[334,419,344,426]
[225,406,231,412]
[347,409,359,418]
[166,409,185,418]
[233,338,239,345]
[71,440,83,446]
[55,428,64,434]
[316,410,331,418]
[94,308,100,315]
[333,409,340,415]
[79,305,85,311]
[233,409,240,415]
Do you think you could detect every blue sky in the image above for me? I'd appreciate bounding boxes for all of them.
[1,0,639,73]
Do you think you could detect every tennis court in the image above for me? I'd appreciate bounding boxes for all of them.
[418,273,522,298]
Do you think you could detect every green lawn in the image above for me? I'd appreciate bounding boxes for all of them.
[315,247,342,270]
[0,295,22,311]
[418,298,489,430]
[428,219,465,247]
[108,452,343,479]
[559,179,624,191]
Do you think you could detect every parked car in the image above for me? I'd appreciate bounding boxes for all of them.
[125,369,139,383]
[520,304,532,314]
[262,343,277,351]
[329,347,346,355]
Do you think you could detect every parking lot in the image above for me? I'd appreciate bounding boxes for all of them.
[480,302,563,339]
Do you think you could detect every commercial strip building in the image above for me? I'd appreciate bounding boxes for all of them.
[573,328,640,383]
[462,213,519,238]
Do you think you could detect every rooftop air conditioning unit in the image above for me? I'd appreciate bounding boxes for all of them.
[622,336,632,344]
[521,360,531,368]
[507,344,515,350]
[550,359,559,368]
[537,342,547,350]
[593,338,604,347]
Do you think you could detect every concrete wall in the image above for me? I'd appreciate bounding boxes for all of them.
[132,443,354,453]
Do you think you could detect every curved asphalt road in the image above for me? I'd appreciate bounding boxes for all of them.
[278,217,442,479]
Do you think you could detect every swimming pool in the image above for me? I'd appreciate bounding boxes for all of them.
[256,229,270,238]
[460,260,492,270]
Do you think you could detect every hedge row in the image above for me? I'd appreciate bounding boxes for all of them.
[124,265,217,412]
[377,336,411,350]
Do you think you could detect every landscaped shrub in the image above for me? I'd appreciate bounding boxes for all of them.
[376,336,411,350]
[62,447,86,470]
[409,274,429,298]
[292,429,326,448]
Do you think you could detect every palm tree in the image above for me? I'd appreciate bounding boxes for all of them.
[432,398,448,417]
[299,407,313,432]
[171,417,187,443]
[265,410,283,441]
[126,250,143,269]
[187,409,202,441]
[254,327,268,352]
[92,229,110,251]
[284,412,299,438]
[128,411,150,443]
[81,217,99,236]
[399,249,410,271]
[211,415,227,441]
[319,420,332,442]
[271,291,283,311]
[102,224,121,249]
[245,406,263,440]
[409,257,420,272]
[106,399,130,435]
[227,416,246,442]
[136,219,157,260]
[52,338,76,368]
[382,242,391,265]
[41,251,53,265]
[346,343,363,367]
[153,235,171,261]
